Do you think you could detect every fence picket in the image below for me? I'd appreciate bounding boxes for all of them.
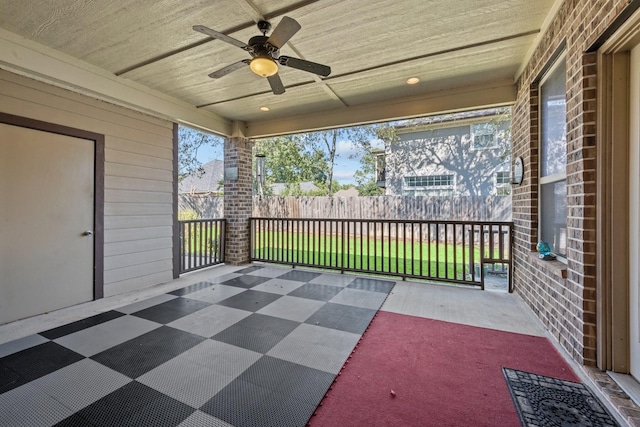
[179,195,511,222]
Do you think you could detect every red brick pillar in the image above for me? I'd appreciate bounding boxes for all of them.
[223,136,253,265]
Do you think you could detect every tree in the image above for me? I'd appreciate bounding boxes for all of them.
[178,125,223,182]
[354,151,384,195]
[300,125,386,195]
[254,135,327,191]
[350,124,397,196]
[306,180,344,196]
[254,124,394,196]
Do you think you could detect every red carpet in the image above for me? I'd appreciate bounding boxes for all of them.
[310,311,578,427]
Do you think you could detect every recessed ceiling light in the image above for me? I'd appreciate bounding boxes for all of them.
[260,106,270,112]
[406,77,420,85]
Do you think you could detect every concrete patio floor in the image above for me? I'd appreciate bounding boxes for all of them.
[0,263,630,426]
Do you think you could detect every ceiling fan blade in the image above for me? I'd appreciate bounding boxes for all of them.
[208,60,249,79]
[267,74,285,95]
[266,16,301,48]
[193,25,250,51]
[279,56,331,77]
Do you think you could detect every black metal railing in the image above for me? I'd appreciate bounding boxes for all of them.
[250,218,513,291]
[179,219,225,273]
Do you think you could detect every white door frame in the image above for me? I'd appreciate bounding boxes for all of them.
[0,112,105,300]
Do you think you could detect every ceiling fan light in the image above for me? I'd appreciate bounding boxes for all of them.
[250,56,278,77]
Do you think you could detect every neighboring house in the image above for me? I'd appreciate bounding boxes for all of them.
[179,159,224,195]
[379,108,511,197]
[333,187,359,197]
[269,181,319,195]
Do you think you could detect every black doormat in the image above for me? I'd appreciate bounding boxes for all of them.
[502,368,619,427]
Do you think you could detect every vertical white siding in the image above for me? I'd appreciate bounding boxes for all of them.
[0,70,175,297]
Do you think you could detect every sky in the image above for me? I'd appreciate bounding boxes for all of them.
[195,135,384,186]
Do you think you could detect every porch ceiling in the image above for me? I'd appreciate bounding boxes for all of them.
[0,0,559,138]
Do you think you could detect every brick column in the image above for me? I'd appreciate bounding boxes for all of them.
[223,136,253,265]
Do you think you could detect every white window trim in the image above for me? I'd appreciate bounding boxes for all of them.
[539,171,565,185]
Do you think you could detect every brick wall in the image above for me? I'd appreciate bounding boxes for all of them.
[223,137,253,265]
[512,0,631,366]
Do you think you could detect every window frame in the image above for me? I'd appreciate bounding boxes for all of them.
[471,122,498,150]
[404,174,455,188]
[495,170,511,195]
[403,174,456,196]
[538,53,568,260]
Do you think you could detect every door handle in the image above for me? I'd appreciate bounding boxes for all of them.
[82,230,93,236]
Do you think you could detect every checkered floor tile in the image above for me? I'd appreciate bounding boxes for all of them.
[0,266,395,427]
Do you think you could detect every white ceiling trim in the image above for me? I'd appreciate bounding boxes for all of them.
[245,79,516,138]
[0,28,232,136]
[514,0,564,81]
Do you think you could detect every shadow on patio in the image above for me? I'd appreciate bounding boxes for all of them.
[0,264,622,426]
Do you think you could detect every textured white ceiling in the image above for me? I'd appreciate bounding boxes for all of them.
[0,0,558,136]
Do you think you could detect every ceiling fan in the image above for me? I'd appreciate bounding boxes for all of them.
[193,16,331,95]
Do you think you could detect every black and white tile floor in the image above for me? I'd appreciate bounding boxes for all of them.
[0,266,395,427]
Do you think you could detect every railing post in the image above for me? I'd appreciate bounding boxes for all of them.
[223,136,253,265]
[509,223,514,293]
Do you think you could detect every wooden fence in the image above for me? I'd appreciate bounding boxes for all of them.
[178,195,512,222]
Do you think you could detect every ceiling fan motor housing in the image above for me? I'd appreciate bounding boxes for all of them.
[256,20,271,35]
[248,35,278,58]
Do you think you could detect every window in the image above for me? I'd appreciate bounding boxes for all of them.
[539,56,567,258]
[496,171,510,185]
[495,171,511,195]
[403,174,455,196]
[405,175,454,187]
[471,123,497,150]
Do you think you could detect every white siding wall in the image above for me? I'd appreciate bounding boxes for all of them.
[386,120,510,197]
[0,70,175,297]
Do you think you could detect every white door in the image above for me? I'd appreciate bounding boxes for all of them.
[0,124,95,324]
[630,45,640,379]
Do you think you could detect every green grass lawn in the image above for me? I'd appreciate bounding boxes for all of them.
[181,223,222,255]
[252,231,492,280]
[181,224,506,282]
